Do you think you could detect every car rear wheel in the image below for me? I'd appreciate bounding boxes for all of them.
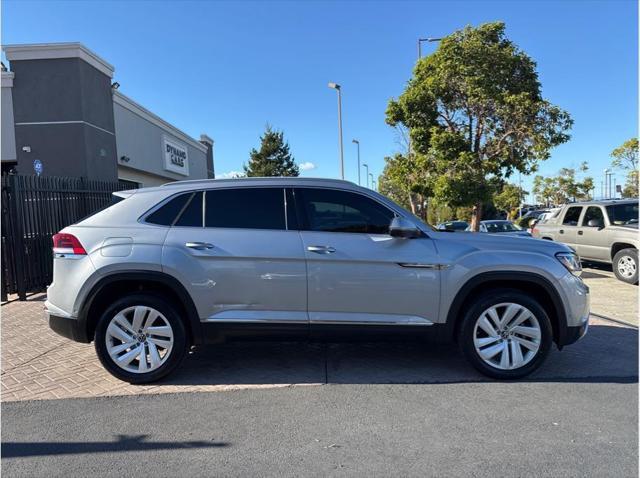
[458,290,552,379]
[613,248,638,285]
[94,294,187,384]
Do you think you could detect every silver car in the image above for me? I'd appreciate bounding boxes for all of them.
[46,178,590,383]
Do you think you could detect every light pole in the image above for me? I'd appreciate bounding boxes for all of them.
[369,172,374,190]
[363,163,369,188]
[417,37,442,59]
[352,139,361,185]
[328,82,344,179]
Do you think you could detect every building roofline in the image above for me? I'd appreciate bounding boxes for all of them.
[113,90,208,154]
[3,42,114,78]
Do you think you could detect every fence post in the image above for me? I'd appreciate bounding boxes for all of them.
[8,175,27,300]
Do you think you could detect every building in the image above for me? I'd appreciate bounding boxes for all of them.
[1,43,214,187]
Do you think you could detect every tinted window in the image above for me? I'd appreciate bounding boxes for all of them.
[285,189,299,230]
[205,188,285,230]
[582,206,604,226]
[562,206,582,226]
[299,188,394,234]
[175,191,203,227]
[146,193,191,226]
[606,203,639,225]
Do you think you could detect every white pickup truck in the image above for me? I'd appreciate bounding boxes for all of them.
[532,199,639,284]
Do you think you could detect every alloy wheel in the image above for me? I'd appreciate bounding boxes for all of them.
[617,255,637,279]
[473,302,541,370]
[105,305,174,374]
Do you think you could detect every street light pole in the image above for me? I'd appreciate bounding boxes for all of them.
[363,163,369,188]
[417,37,442,59]
[352,139,360,185]
[328,82,344,179]
[369,172,374,190]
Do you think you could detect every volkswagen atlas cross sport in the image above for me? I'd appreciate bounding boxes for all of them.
[46,178,590,383]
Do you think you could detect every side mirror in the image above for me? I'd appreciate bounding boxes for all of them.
[389,217,421,239]
[587,219,604,229]
[528,219,537,228]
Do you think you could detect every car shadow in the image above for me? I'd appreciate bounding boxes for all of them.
[153,322,637,386]
[1,434,228,458]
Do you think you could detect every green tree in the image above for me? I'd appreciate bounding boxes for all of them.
[610,138,638,198]
[378,152,430,219]
[532,167,593,206]
[385,22,572,230]
[494,183,526,220]
[244,125,299,177]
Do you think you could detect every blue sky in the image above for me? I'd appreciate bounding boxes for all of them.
[2,0,637,200]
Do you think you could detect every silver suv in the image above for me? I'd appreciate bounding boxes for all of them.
[46,178,590,383]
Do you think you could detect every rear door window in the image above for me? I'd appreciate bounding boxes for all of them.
[146,193,192,226]
[174,191,203,227]
[562,206,583,226]
[204,188,286,230]
[582,206,604,227]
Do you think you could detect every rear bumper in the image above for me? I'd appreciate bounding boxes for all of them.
[47,313,90,343]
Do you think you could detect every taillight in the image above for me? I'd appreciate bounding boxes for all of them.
[52,233,87,255]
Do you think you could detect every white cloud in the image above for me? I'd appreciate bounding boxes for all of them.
[217,170,244,179]
[298,162,316,171]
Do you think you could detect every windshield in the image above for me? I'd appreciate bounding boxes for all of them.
[606,203,639,225]
[485,221,522,233]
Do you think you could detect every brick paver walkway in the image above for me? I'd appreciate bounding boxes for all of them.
[2,293,636,402]
[1,294,319,402]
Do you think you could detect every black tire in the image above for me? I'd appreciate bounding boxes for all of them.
[613,248,638,285]
[458,289,553,380]
[94,293,188,384]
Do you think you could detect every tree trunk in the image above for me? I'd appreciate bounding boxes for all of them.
[470,202,483,231]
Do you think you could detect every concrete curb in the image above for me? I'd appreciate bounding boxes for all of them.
[591,312,638,329]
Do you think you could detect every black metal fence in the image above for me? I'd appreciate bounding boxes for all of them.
[1,174,135,301]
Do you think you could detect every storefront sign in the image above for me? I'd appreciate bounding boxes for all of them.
[163,137,189,176]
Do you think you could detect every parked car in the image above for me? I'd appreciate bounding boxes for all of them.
[436,220,469,232]
[532,199,639,284]
[46,178,589,383]
[517,209,550,228]
[466,220,532,237]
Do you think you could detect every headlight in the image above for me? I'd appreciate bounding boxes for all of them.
[556,252,582,277]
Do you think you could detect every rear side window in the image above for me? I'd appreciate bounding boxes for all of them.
[175,191,203,227]
[205,188,286,230]
[562,206,582,226]
[146,193,192,226]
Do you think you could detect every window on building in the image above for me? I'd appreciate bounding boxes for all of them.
[204,188,286,230]
[174,191,203,227]
[562,206,583,226]
[298,188,394,234]
[145,193,192,226]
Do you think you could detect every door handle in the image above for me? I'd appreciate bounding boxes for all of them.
[559,229,564,234]
[307,245,336,254]
[185,242,214,250]
[578,230,584,235]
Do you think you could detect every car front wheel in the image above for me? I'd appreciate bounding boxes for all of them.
[94,294,187,384]
[613,248,638,285]
[459,290,552,379]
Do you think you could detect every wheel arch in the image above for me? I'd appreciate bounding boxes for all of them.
[78,271,202,345]
[443,271,569,348]
[611,242,637,260]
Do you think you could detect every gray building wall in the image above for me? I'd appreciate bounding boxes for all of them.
[1,72,17,162]
[8,56,117,180]
[113,92,208,185]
